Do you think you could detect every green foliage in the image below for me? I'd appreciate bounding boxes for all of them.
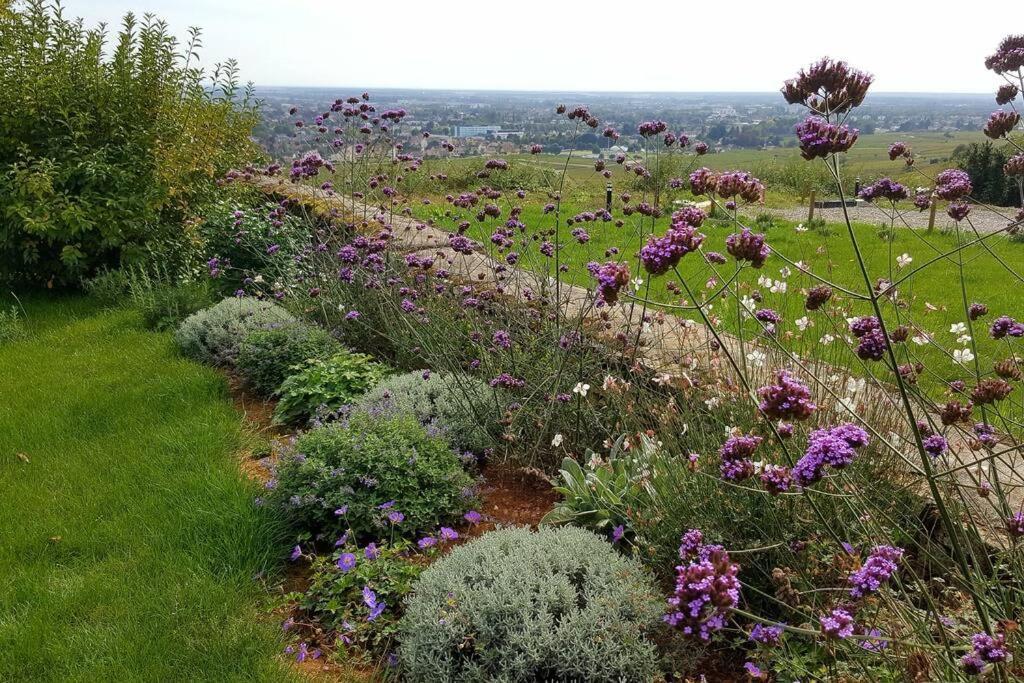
[173,297,295,367]
[297,540,425,663]
[397,526,662,683]
[0,2,260,286]
[541,435,655,534]
[271,413,475,539]
[953,140,1022,207]
[236,324,341,397]
[352,370,497,454]
[272,351,386,425]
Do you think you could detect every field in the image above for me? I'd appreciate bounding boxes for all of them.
[0,297,294,682]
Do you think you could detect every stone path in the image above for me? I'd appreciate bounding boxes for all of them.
[765,203,1019,235]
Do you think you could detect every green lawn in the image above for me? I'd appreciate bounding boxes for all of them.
[0,296,295,682]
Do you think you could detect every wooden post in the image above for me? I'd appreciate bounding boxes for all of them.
[808,189,816,223]
[927,199,938,232]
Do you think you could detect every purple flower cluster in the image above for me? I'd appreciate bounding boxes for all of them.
[990,316,1024,339]
[997,83,1020,105]
[639,222,705,275]
[782,58,873,113]
[749,623,784,646]
[725,228,770,268]
[858,178,908,202]
[961,632,1009,675]
[792,423,870,487]
[935,169,973,201]
[820,608,855,639]
[985,34,1024,74]
[848,545,903,598]
[983,110,1021,139]
[590,261,631,305]
[757,370,817,421]
[1005,152,1024,177]
[1006,511,1024,537]
[795,116,859,159]
[719,434,762,481]
[849,316,887,361]
[888,141,913,162]
[637,120,668,137]
[714,171,765,203]
[689,167,717,195]
[664,530,741,641]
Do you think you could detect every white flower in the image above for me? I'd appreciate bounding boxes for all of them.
[758,275,771,288]
[795,316,810,331]
[587,452,603,469]
[573,382,590,397]
[253,274,264,284]
[741,295,756,314]
[704,396,721,409]
[820,334,835,344]
[957,334,972,344]
[896,253,913,268]
[746,350,767,368]
[795,261,808,271]
[770,279,787,294]
[950,322,967,335]
[837,397,858,416]
[551,433,564,447]
[633,277,644,291]
[653,373,673,386]
[912,333,931,346]
[795,223,808,233]
[779,267,791,278]
[845,377,866,395]
[953,348,975,364]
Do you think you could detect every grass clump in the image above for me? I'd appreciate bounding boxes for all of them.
[271,413,475,540]
[398,526,662,682]
[237,323,342,396]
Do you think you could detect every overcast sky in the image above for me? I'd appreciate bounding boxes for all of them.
[67,0,1007,94]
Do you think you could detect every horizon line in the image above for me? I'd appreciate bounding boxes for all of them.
[251,85,995,97]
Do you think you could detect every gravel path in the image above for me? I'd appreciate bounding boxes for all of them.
[764,202,1019,234]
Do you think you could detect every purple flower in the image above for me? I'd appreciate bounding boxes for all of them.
[750,623,784,646]
[387,511,405,524]
[1006,511,1024,537]
[418,536,437,549]
[364,543,379,560]
[782,58,872,113]
[725,229,769,268]
[757,370,816,421]
[464,510,482,524]
[664,531,741,640]
[362,585,386,621]
[990,316,1024,339]
[935,169,973,201]
[337,553,357,572]
[922,434,948,458]
[859,178,908,202]
[719,434,762,481]
[792,423,870,487]
[962,632,1009,674]
[439,527,459,542]
[611,525,625,543]
[848,545,903,598]
[795,116,859,159]
[290,545,302,561]
[492,330,511,349]
[590,261,631,305]
[639,223,705,275]
[760,465,793,495]
[820,608,855,639]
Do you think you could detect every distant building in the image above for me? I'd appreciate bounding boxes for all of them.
[454,125,501,138]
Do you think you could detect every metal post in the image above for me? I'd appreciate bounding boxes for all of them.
[808,189,816,223]
[927,199,938,232]
[606,183,613,212]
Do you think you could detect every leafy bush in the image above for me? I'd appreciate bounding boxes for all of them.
[272,351,386,425]
[236,324,341,396]
[270,413,475,539]
[297,540,425,663]
[352,370,496,455]
[0,3,259,286]
[398,526,662,682]
[173,297,295,367]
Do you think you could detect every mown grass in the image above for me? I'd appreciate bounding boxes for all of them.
[0,296,295,682]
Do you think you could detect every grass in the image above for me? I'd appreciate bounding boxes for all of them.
[0,295,295,682]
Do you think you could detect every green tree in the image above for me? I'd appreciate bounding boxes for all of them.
[0,1,260,286]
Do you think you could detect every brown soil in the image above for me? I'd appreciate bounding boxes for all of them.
[464,462,558,538]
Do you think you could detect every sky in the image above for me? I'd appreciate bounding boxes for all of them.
[67,0,1009,94]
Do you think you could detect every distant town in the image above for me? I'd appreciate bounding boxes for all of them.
[253,87,997,161]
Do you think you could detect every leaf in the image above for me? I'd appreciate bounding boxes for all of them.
[17,452,30,464]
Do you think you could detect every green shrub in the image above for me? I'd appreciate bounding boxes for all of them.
[236,324,341,396]
[271,413,475,539]
[0,3,259,286]
[173,297,295,366]
[272,351,386,425]
[398,526,662,682]
[352,370,496,455]
[297,540,425,664]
